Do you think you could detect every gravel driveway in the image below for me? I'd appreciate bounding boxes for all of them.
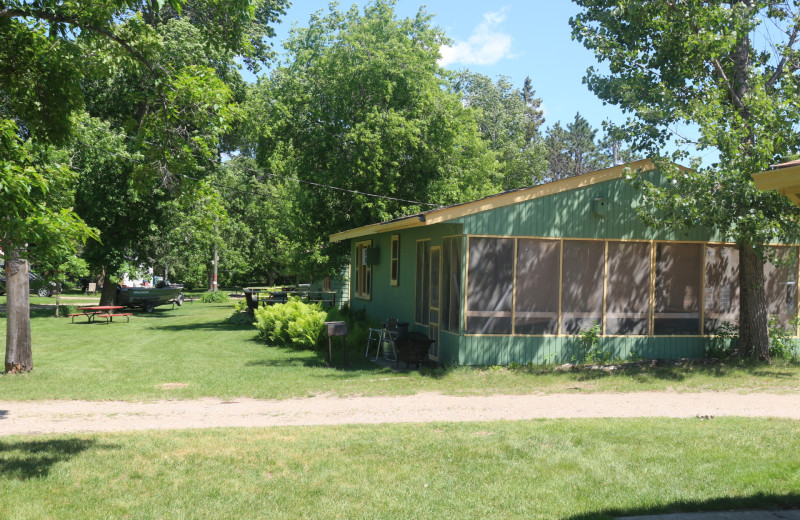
[2,391,799,436]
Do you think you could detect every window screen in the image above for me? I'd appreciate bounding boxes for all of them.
[390,235,399,285]
[466,237,514,334]
[515,239,559,334]
[415,241,430,324]
[441,237,462,333]
[704,245,740,333]
[561,240,605,334]
[764,246,798,328]
[606,242,651,335]
[654,243,702,335]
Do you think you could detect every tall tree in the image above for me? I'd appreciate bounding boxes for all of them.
[1,0,287,367]
[0,119,97,372]
[521,76,545,143]
[571,0,800,359]
[451,72,549,189]
[248,0,501,278]
[544,112,608,181]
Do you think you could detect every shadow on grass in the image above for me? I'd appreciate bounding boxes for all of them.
[0,438,116,481]
[565,492,800,519]
[149,319,255,332]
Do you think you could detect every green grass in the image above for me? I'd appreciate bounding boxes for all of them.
[1,418,798,519]
[2,298,800,400]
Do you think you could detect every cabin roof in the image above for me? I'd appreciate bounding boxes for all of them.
[329,159,662,242]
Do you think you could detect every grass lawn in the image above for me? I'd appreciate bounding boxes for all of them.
[1,418,799,519]
[1,296,800,400]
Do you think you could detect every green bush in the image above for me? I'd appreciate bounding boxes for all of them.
[200,291,230,303]
[254,297,327,350]
[56,304,78,317]
[769,315,800,362]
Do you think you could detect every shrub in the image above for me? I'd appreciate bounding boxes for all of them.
[254,297,327,350]
[769,315,800,362]
[706,322,739,359]
[579,322,608,364]
[56,304,78,317]
[200,291,230,303]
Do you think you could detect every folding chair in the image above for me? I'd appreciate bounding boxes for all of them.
[365,327,383,358]
[376,318,398,361]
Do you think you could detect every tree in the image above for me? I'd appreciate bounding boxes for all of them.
[571,0,800,360]
[248,0,501,278]
[521,76,546,143]
[0,119,97,372]
[1,0,287,368]
[451,72,549,188]
[544,112,609,181]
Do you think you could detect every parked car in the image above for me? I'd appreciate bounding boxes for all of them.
[0,272,60,297]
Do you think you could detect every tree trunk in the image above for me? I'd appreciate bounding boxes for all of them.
[737,243,770,361]
[99,268,117,306]
[5,253,32,373]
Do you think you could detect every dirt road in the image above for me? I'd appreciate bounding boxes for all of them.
[1,391,799,436]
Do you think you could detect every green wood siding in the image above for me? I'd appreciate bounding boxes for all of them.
[452,172,724,242]
[341,168,798,366]
[347,223,462,336]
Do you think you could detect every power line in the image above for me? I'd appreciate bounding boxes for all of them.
[76,119,442,208]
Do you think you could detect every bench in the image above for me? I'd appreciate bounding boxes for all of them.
[68,313,92,323]
[95,313,133,323]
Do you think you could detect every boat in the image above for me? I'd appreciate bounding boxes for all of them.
[114,283,184,312]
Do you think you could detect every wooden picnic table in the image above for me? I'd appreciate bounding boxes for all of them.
[71,306,131,323]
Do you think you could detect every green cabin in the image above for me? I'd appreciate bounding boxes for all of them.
[330,160,799,366]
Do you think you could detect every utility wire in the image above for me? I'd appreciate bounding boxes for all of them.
[76,119,442,208]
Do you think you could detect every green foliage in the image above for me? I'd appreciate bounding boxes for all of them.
[706,322,740,359]
[579,322,608,364]
[768,315,800,362]
[323,306,377,355]
[545,112,623,181]
[199,291,229,303]
[451,71,548,189]
[247,0,502,277]
[253,297,327,350]
[570,0,800,359]
[56,305,79,317]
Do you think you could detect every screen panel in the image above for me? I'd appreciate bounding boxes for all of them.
[514,238,560,334]
[466,237,514,334]
[654,243,702,335]
[561,240,605,334]
[606,242,651,335]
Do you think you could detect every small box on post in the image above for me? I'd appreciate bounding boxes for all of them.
[324,321,348,367]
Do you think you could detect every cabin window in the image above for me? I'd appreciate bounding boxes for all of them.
[323,277,332,293]
[561,240,605,334]
[704,245,739,333]
[765,246,798,328]
[466,237,514,334]
[515,239,559,334]
[441,236,462,333]
[606,242,651,335]
[354,240,372,300]
[390,235,400,286]
[654,243,702,335]
[415,240,430,324]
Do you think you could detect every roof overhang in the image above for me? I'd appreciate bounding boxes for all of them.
[329,159,662,242]
[752,160,800,207]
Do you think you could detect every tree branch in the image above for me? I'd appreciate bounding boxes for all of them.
[766,19,800,90]
[0,8,158,75]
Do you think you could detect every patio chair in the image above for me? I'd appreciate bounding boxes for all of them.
[375,318,399,362]
[365,327,383,358]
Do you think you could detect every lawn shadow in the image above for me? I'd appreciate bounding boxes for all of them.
[148,319,254,332]
[247,342,387,372]
[565,492,800,520]
[0,438,116,481]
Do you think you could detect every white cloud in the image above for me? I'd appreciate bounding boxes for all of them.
[439,8,514,67]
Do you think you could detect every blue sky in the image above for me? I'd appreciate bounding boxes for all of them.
[256,1,623,133]
[254,1,710,164]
